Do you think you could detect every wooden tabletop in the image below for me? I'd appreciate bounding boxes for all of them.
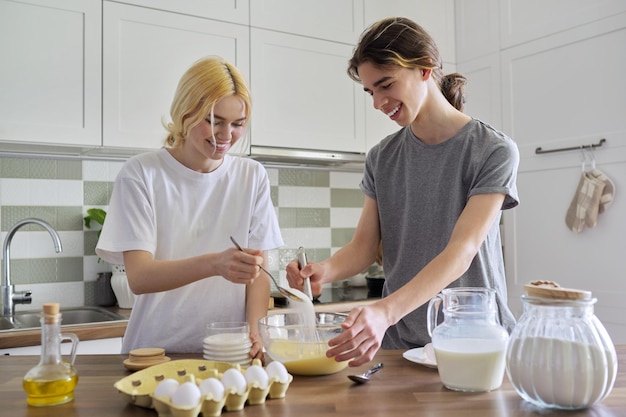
[1,346,625,417]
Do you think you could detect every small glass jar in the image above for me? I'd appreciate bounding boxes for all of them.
[506,284,617,410]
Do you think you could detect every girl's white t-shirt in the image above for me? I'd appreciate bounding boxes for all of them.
[96,149,283,353]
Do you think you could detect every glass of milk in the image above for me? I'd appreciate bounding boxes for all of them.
[427,287,509,392]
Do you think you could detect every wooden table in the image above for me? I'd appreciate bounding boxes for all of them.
[1,347,625,417]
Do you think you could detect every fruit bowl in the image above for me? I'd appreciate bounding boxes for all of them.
[258,312,348,376]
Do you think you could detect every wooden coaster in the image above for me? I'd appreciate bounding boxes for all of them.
[124,347,170,371]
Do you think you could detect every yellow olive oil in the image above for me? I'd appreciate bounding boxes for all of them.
[23,373,79,406]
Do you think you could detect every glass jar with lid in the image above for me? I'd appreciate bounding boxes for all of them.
[505,281,617,410]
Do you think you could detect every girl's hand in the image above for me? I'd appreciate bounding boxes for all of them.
[249,332,265,362]
[220,247,264,284]
[325,304,390,367]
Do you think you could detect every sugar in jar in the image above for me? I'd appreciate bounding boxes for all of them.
[505,281,617,410]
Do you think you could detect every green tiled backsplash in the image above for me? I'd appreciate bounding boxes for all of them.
[0,157,364,307]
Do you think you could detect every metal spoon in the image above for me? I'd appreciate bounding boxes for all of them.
[229,236,305,303]
[348,362,384,384]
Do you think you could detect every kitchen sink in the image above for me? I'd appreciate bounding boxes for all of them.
[0,306,125,330]
[0,317,17,331]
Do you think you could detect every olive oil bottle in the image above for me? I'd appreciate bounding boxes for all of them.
[23,303,79,406]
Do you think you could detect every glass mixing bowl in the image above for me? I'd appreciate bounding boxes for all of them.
[258,312,348,376]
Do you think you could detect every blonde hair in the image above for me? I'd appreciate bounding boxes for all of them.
[348,17,467,111]
[164,57,251,149]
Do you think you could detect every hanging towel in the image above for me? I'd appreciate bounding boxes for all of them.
[586,169,615,214]
[565,173,606,232]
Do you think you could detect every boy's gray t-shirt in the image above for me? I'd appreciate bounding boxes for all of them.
[360,118,520,349]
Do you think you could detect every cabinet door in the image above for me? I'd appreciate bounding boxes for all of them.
[102,2,249,150]
[454,0,500,63]
[250,0,363,44]
[500,15,626,333]
[457,52,502,130]
[250,28,365,154]
[113,0,249,25]
[0,0,101,146]
[363,99,399,151]
[500,0,626,49]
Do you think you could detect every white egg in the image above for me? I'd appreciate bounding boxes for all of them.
[171,381,202,407]
[266,361,289,384]
[153,378,180,399]
[199,377,225,400]
[245,364,269,388]
[221,368,247,394]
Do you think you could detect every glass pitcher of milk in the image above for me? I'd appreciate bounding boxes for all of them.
[427,287,509,392]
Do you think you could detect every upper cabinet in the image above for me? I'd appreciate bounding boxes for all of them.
[455,0,500,63]
[499,0,626,49]
[249,29,365,153]
[0,0,456,156]
[112,0,249,25]
[0,0,101,146]
[500,14,626,148]
[250,0,363,44]
[102,2,249,150]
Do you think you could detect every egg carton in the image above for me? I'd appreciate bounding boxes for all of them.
[114,359,292,417]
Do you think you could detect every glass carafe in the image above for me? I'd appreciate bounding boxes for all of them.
[23,303,79,407]
[427,287,509,392]
[506,284,617,410]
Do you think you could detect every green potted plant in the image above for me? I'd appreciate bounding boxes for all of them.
[84,208,135,309]
[84,208,107,238]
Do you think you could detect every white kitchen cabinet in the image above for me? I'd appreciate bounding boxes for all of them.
[250,0,363,44]
[0,0,101,146]
[454,0,500,63]
[250,28,366,154]
[499,0,626,49]
[500,15,626,148]
[455,2,626,345]
[500,14,626,342]
[111,0,249,25]
[102,1,250,150]
[457,52,502,130]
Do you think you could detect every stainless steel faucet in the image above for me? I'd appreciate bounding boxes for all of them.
[2,218,63,318]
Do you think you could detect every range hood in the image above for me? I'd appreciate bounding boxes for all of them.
[248,145,365,171]
[0,141,366,171]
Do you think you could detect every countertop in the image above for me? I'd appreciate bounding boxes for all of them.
[0,297,378,349]
[1,347,625,417]
[0,307,132,349]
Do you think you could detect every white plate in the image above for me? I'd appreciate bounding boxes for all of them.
[202,351,251,361]
[202,353,251,366]
[403,344,437,369]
